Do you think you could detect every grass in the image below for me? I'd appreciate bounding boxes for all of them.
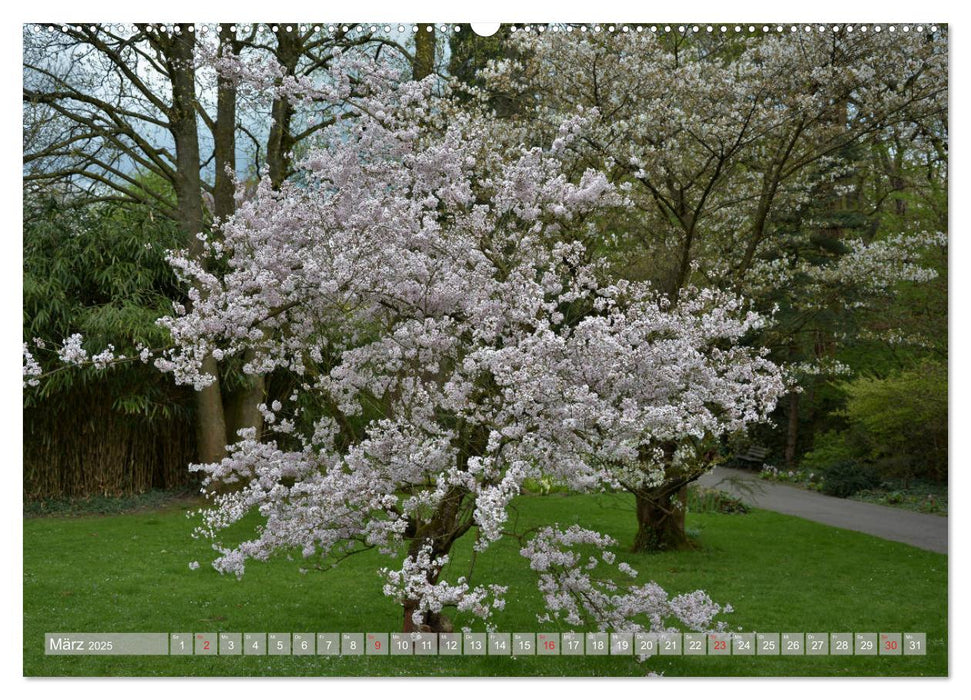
[23,492,947,677]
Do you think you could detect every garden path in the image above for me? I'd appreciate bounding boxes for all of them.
[697,467,948,554]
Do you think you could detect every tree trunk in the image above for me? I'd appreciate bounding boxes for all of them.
[213,30,267,444]
[230,25,304,442]
[632,485,692,552]
[784,390,800,467]
[195,356,229,463]
[413,24,436,80]
[397,486,472,632]
[802,376,817,461]
[267,26,300,188]
[213,24,239,222]
[224,368,266,443]
[402,601,453,633]
[164,24,227,465]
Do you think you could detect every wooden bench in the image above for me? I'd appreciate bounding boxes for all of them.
[735,445,770,466]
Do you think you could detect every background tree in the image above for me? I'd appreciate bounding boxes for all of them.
[23,23,419,491]
[25,23,235,464]
[463,25,947,547]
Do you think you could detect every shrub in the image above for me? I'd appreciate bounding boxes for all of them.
[23,195,197,498]
[802,429,867,472]
[840,361,947,484]
[821,461,881,498]
[687,486,750,514]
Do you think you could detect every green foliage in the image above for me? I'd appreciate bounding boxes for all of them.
[802,429,867,472]
[23,193,198,498]
[851,486,947,515]
[820,461,881,498]
[841,360,947,483]
[686,486,750,514]
[23,194,187,414]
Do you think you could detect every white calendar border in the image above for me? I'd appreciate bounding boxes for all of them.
[4,0,962,698]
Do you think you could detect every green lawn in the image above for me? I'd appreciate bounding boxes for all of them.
[23,492,947,676]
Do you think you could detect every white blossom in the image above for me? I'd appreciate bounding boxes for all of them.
[156,51,784,631]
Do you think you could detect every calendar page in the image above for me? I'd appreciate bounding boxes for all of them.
[21,14,949,685]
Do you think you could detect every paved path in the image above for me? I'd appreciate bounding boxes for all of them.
[697,467,948,554]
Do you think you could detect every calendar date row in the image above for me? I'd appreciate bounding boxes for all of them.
[46,632,927,657]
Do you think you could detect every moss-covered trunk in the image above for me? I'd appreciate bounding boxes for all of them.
[632,485,692,552]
